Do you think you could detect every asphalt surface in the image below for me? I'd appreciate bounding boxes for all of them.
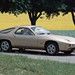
[0,49,75,64]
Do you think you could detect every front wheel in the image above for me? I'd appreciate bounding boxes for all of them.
[0,41,12,52]
[46,42,59,55]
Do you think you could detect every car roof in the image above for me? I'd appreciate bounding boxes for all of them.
[15,25,41,28]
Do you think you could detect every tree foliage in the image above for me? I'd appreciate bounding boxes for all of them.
[62,0,75,24]
[0,0,10,13]
[0,0,62,25]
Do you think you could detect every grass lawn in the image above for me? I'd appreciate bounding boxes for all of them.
[0,54,75,75]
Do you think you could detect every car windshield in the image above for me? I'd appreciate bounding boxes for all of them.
[31,27,51,35]
[0,27,15,34]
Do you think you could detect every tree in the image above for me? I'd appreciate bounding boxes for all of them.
[0,0,24,15]
[62,0,75,24]
[0,0,10,13]
[24,0,44,25]
[0,0,61,25]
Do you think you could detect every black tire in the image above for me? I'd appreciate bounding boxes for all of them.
[0,48,1,52]
[0,40,12,52]
[45,42,59,55]
[64,51,73,54]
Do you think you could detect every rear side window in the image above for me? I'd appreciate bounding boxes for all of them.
[0,27,15,34]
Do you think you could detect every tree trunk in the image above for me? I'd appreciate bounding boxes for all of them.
[71,11,75,25]
[31,18,37,25]
[28,11,42,26]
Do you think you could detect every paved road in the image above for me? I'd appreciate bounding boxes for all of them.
[0,49,75,64]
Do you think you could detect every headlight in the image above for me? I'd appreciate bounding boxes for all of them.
[68,44,75,47]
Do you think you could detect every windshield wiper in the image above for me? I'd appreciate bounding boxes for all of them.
[40,33,51,35]
[40,33,45,35]
[47,33,51,35]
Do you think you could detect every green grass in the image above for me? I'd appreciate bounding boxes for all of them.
[51,30,75,37]
[0,54,75,75]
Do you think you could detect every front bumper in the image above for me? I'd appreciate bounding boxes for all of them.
[66,44,75,51]
[59,42,75,51]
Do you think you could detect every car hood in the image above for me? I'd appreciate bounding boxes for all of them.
[40,34,75,44]
[51,34,75,43]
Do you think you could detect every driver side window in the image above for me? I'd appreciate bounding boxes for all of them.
[15,28,34,35]
[15,28,25,35]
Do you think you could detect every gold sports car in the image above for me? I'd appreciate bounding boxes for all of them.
[0,26,75,55]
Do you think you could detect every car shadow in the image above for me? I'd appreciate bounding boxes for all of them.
[8,49,75,57]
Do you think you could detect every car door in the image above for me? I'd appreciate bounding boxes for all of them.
[13,28,27,47]
[22,28,38,48]
[13,27,38,48]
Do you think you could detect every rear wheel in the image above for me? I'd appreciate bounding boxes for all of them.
[45,42,59,55]
[0,40,12,52]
